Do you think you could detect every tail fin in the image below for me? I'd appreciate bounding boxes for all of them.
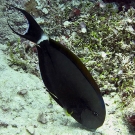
[7,5,45,43]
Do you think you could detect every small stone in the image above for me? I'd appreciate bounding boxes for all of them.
[101,52,107,58]
[42,8,48,14]
[63,21,71,27]
[48,103,53,108]
[34,129,40,135]
[126,18,132,23]
[118,70,123,75]
[37,113,47,124]
[0,121,8,128]
[81,28,87,33]
[26,126,35,135]
[12,124,17,128]
[126,26,134,32]
[1,105,10,111]
[17,89,27,96]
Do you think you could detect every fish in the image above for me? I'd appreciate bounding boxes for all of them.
[7,5,106,130]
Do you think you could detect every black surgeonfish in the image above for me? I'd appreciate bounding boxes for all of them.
[7,5,106,130]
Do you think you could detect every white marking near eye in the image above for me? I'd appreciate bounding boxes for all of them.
[37,34,49,44]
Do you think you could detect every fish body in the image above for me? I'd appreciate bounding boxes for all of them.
[7,5,106,130]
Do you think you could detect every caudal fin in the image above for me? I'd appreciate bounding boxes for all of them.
[7,5,44,43]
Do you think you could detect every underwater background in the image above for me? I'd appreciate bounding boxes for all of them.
[0,0,135,134]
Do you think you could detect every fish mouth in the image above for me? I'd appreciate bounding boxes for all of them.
[66,98,105,130]
[81,109,104,130]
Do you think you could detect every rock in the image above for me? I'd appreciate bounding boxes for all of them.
[37,113,47,124]
[0,121,8,128]
[26,126,35,135]
[81,28,87,33]
[17,89,27,96]
[63,21,71,27]
[42,8,48,14]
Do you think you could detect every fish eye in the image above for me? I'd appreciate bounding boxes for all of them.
[93,111,99,116]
